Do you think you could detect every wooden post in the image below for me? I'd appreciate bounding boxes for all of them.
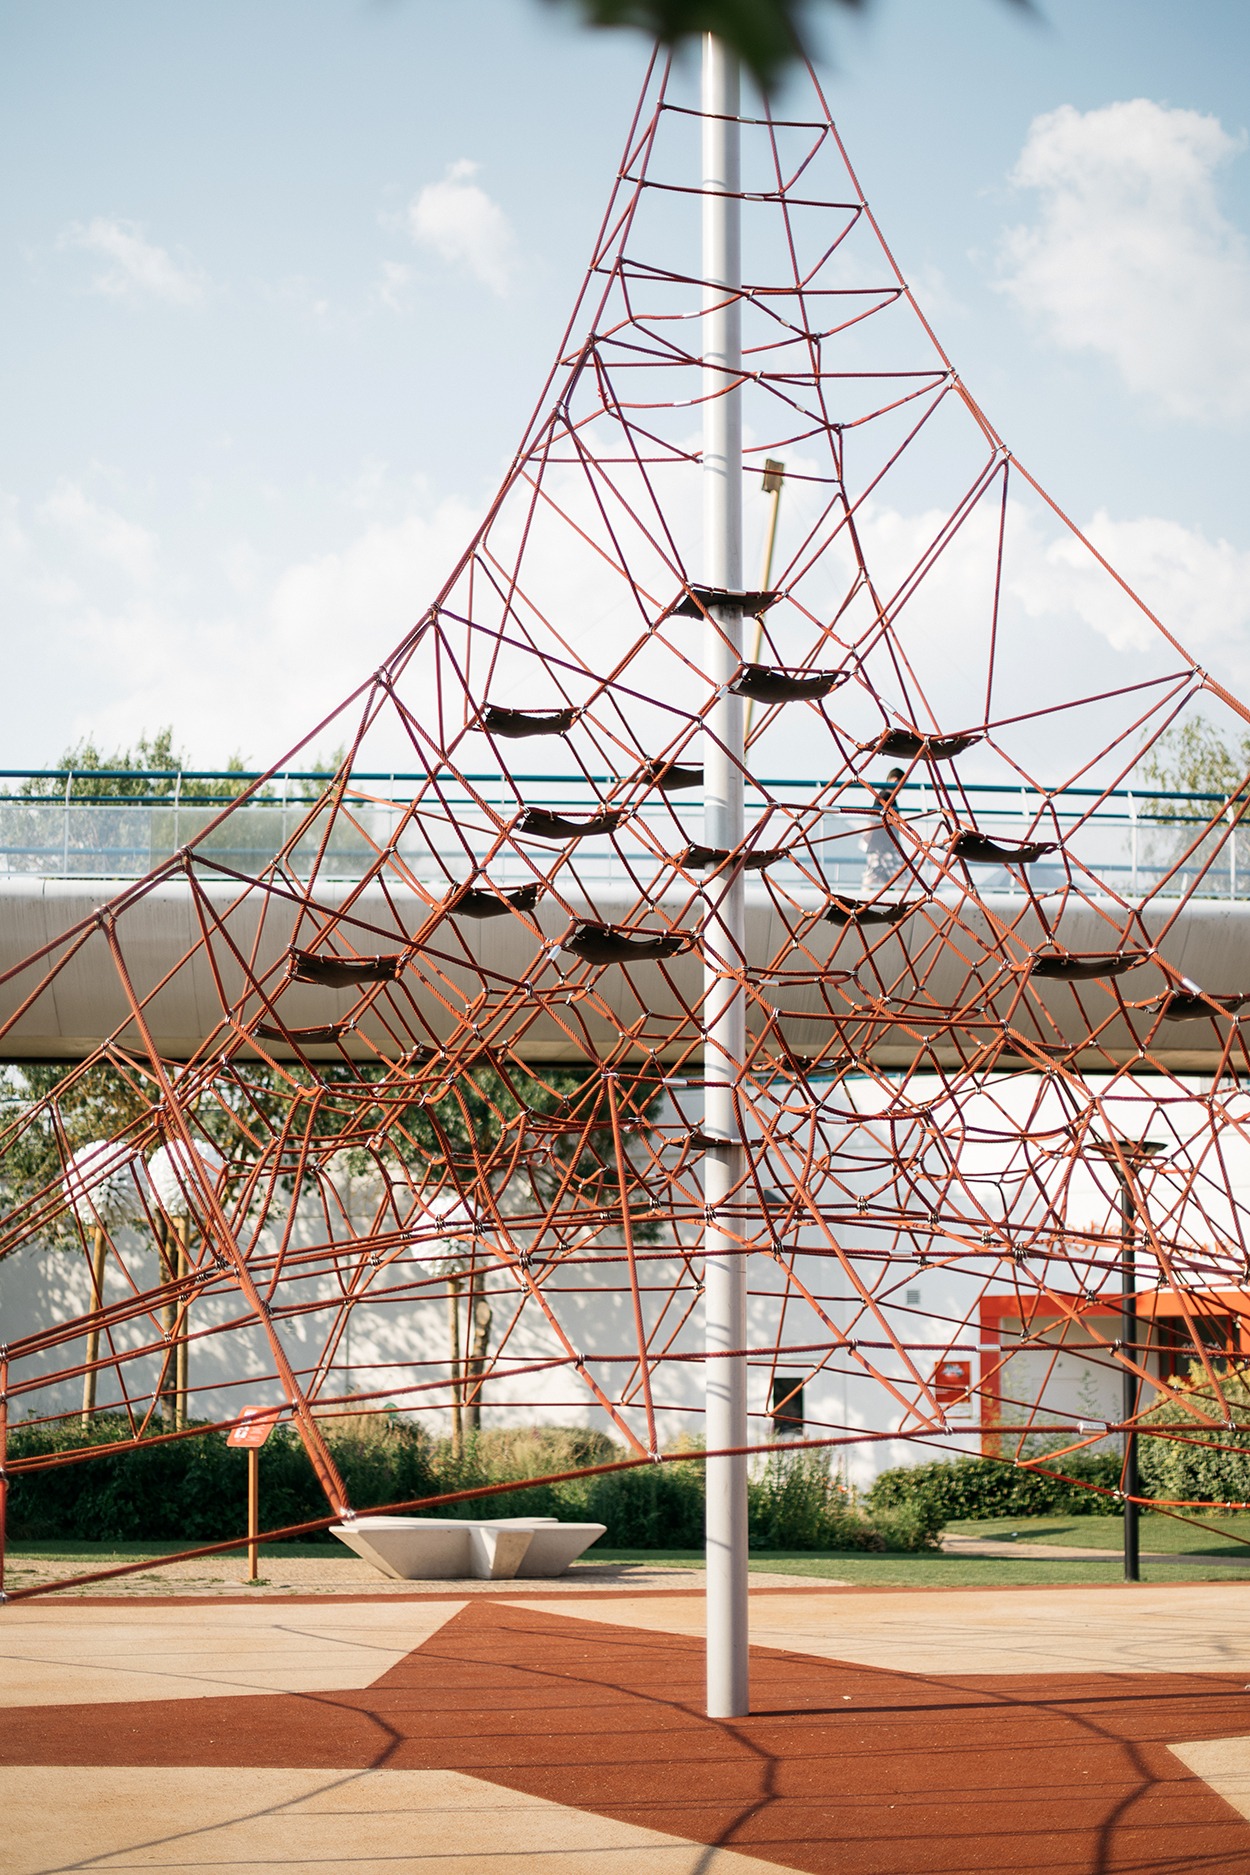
[174,1218,189,1432]
[156,1215,177,1426]
[448,1275,463,1457]
[247,1446,260,1583]
[744,457,785,743]
[81,1224,107,1428]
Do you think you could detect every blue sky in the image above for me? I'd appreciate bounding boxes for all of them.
[3,0,1250,768]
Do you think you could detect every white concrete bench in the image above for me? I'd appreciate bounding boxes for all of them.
[330,1514,606,1580]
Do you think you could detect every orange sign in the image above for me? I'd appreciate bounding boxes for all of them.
[226,1406,283,1449]
[933,1360,971,1407]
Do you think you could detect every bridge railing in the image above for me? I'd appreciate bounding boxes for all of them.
[0,769,1240,900]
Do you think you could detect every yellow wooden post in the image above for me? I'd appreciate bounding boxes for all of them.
[81,1224,107,1428]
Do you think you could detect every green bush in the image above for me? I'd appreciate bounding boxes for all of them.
[747,1449,939,1552]
[7,1416,934,1551]
[1138,1364,1250,1506]
[868,1450,1125,1525]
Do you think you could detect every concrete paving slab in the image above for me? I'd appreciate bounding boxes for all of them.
[0,1600,464,1708]
[514,1581,1250,1676]
[0,1764,780,1873]
[1170,1736,1250,1821]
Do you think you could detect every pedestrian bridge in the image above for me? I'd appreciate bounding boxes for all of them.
[0,768,1247,1071]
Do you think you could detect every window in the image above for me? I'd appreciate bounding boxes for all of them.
[1153,1312,1237,1381]
[770,1374,805,1437]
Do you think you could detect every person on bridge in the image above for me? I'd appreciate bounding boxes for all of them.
[861,766,908,891]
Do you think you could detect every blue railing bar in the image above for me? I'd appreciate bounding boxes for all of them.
[0,769,1243,805]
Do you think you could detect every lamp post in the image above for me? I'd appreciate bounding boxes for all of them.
[1094,1137,1164,1581]
[701,30,748,1721]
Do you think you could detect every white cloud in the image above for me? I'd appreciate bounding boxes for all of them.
[38,480,158,585]
[406,159,517,297]
[998,99,1250,421]
[59,216,206,305]
[374,259,412,312]
[1035,507,1250,661]
[6,449,1250,782]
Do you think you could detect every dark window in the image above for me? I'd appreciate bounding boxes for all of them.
[1152,1312,1236,1381]
[770,1374,805,1437]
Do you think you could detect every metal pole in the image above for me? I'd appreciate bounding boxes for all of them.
[701,30,748,1722]
[1120,1175,1140,1582]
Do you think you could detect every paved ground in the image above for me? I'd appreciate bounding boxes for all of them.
[7,1579,1250,1871]
[2,1552,756,1597]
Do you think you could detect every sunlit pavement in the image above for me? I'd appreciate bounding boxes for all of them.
[6,1580,1250,1872]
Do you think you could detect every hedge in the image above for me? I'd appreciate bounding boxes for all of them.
[5,1417,938,1552]
[1138,1365,1250,1506]
[869,1450,1126,1524]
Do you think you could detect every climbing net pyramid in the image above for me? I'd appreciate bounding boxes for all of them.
[4,52,1250,1582]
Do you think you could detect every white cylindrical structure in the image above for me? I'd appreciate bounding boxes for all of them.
[148,1138,227,1219]
[701,31,748,1722]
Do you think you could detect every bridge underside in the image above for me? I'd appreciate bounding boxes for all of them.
[0,877,1244,1075]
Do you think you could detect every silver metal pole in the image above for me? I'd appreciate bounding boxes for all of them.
[701,30,748,1721]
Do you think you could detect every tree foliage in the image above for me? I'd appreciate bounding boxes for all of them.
[546,0,1034,91]
[1139,715,1250,822]
[19,730,251,803]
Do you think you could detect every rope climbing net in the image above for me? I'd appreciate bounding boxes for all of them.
[4,52,1250,1594]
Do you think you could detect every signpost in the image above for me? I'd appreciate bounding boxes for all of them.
[226,1406,283,1582]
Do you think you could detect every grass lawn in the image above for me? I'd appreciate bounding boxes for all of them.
[942,1513,1250,1556]
[591,1545,1250,1585]
[9,1525,1250,1590]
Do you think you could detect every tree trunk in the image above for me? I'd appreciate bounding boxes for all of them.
[465,1288,492,1435]
[448,1276,463,1457]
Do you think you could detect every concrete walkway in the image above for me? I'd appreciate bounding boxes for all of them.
[6,1579,1250,1870]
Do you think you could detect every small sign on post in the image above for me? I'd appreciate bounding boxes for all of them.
[226,1406,283,1582]
[933,1360,973,1417]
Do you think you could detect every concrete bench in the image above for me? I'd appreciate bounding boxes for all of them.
[330,1514,606,1580]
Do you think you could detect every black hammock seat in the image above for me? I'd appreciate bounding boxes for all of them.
[730,663,845,704]
[822,898,921,927]
[1157,990,1250,1020]
[478,704,577,739]
[256,1021,349,1045]
[641,757,704,791]
[950,830,1058,866]
[678,844,786,871]
[289,950,405,988]
[871,727,982,761]
[516,806,627,841]
[672,585,779,618]
[447,883,543,918]
[560,922,694,965]
[1028,951,1149,981]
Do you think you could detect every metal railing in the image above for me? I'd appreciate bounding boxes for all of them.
[0,769,1240,899]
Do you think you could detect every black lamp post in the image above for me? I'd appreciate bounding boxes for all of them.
[1094,1137,1165,1581]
